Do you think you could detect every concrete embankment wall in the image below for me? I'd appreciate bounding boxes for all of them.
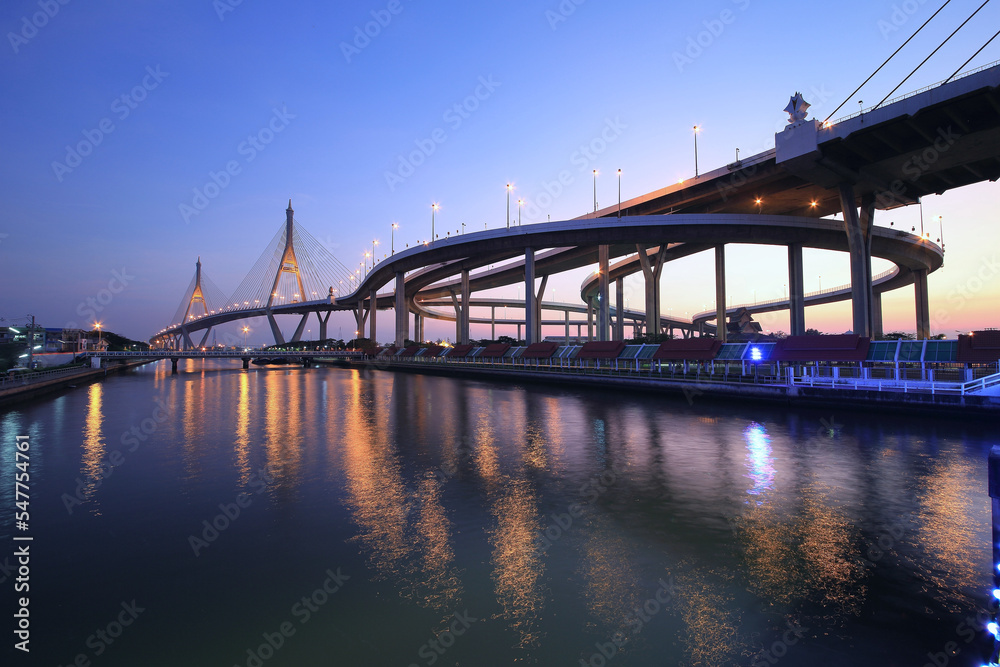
[0,361,151,407]
[338,360,1000,419]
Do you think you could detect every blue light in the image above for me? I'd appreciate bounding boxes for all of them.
[750,346,762,362]
[988,621,999,638]
[993,589,1000,600]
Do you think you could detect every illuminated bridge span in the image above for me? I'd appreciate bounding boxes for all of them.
[153,62,1000,349]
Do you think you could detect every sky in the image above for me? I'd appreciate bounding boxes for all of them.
[1,0,998,344]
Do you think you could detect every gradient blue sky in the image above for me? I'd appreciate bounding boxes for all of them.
[2,0,998,343]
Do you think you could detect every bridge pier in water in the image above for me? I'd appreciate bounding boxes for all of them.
[715,244,727,343]
[637,244,668,336]
[788,243,806,336]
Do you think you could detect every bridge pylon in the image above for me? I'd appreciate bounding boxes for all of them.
[180,257,213,350]
[266,200,308,345]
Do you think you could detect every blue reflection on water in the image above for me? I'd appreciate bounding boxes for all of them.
[744,422,775,500]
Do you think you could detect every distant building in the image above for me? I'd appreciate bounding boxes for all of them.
[726,308,763,337]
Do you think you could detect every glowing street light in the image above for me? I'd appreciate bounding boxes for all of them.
[592,169,598,212]
[693,125,701,178]
[617,168,622,219]
[372,239,379,267]
[391,223,399,254]
[517,198,522,226]
[242,326,249,347]
[432,203,439,242]
[506,183,512,229]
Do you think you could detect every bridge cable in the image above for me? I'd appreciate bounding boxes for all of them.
[944,26,1000,83]
[824,0,953,122]
[873,0,992,110]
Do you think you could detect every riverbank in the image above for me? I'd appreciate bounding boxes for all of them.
[328,358,1000,419]
[0,360,153,407]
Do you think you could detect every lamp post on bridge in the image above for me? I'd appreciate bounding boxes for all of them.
[592,170,597,212]
[431,203,439,243]
[391,223,399,254]
[617,169,622,219]
[242,326,249,348]
[517,199,522,226]
[372,239,379,267]
[693,125,701,178]
[506,184,512,229]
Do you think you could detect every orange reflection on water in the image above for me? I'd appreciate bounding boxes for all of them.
[675,567,744,666]
[262,371,303,490]
[472,417,545,648]
[579,515,642,629]
[233,372,251,486]
[916,455,985,612]
[411,475,463,611]
[79,383,105,502]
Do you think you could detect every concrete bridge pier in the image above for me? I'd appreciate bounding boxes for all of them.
[788,243,806,336]
[354,302,369,341]
[170,358,179,374]
[565,311,571,343]
[615,278,625,341]
[839,184,875,336]
[291,314,308,342]
[266,311,285,346]
[242,357,250,369]
[491,307,496,341]
[598,245,610,341]
[395,272,407,347]
[637,244,668,336]
[317,311,331,341]
[523,249,548,345]
[715,244,727,343]
[915,269,930,340]
[872,292,884,339]
[451,269,470,345]
[369,289,378,342]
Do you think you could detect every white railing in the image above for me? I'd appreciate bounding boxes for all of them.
[790,370,1000,396]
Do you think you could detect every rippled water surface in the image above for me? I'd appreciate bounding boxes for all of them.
[0,360,994,666]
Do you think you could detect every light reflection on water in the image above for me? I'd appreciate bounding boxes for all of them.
[0,360,993,667]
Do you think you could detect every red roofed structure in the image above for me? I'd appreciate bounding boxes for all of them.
[652,339,722,361]
[479,343,511,358]
[772,335,870,362]
[578,341,626,359]
[957,330,1000,363]
[447,344,475,358]
[521,342,560,359]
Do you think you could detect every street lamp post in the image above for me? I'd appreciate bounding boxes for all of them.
[617,169,622,219]
[391,223,398,254]
[372,239,379,267]
[517,199,522,226]
[593,170,597,212]
[432,203,439,242]
[506,184,512,229]
[242,326,249,347]
[938,215,945,249]
[693,125,700,178]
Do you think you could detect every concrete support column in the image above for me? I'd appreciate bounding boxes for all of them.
[565,310,571,343]
[242,357,250,369]
[369,289,378,342]
[291,314,309,343]
[615,277,625,341]
[491,307,496,341]
[839,184,875,336]
[317,311,331,341]
[587,299,594,341]
[872,291,884,339]
[266,312,285,346]
[354,304,369,340]
[525,248,537,345]
[598,245,610,341]
[395,272,407,347]
[915,268,930,340]
[637,244,669,336]
[170,358,179,373]
[715,244,727,343]
[788,243,806,336]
